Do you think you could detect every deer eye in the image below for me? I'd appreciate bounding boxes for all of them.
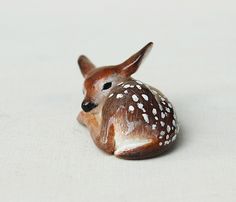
[102,82,112,90]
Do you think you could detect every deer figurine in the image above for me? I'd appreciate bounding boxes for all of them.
[77,42,179,159]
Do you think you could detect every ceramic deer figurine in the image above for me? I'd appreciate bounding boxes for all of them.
[77,42,179,159]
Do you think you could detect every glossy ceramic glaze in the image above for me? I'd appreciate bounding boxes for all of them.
[77,42,179,159]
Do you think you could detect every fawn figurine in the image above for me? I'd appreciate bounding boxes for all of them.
[77,42,179,159]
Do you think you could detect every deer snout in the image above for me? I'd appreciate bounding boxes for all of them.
[81,100,97,112]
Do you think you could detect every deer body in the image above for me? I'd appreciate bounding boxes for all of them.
[77,42,179,159]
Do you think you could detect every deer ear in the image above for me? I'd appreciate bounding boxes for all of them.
[117,42,153,77]
[78,55,96,78]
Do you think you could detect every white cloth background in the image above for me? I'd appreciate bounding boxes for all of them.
[0,0,235,201]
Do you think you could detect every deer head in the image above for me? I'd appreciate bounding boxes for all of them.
[78,42,153,113]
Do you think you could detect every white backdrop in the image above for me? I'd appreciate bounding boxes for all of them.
[0,0,235,202]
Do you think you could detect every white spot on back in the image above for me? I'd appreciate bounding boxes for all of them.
[116,94,123,99]
[160,121,165,127]
[159,142,163,146]
[108,93,114,98]
[173,113,177,119]
[160,97,165,101]
[172,134,177,141]
[123,84,130,89]
[136,85,142,90]
[152,124,157,130]
[137,103,146,112]
[155,116,158,120]
[160,131,165,136]
[124,90,128,94]
[166,107,170,113]
[128,105,134,112]
[152,108,157,115]
[167,125,171,133]
[159,104,163,111]
[142,114,149,123]
[166,134,169,140]
[168,103,172,108]
[142,94,149,101]
[161,112,165,119]
[172,120,176,126]
[164,140,171,145]
[132,94,139,102]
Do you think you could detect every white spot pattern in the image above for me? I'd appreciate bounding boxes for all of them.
[159,104,163,111]
[142,94,149,101]
[166,107,170,113]
[173,113,177,119]
[160,131,165,136]
[152,124,157,130]
[123,84,130,88]
[172,120,176,126]
[132,94,139,102]
[137,103,146,112]
[172,135,177,141]
[164,140,171,145]
[128,105,134,112]
[161,112,165,119]
[116,94,123,99]
[108,93,114,98]
[152,108,157,115]
[167,125,171,133]
[111,79,178,147]
[142,114,149,123]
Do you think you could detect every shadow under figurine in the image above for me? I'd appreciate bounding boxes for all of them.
[77,42,179,160]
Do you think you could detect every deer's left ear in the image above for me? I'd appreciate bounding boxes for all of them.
[78,55,96,78]
[116,42,153,77]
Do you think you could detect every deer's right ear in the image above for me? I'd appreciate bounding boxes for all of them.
[116,42,153,77]
[78,55,96,78]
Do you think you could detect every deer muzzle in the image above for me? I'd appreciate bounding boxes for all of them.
[81,100,97,112]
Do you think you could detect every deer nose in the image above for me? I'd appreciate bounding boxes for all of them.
[81,101,97,112]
